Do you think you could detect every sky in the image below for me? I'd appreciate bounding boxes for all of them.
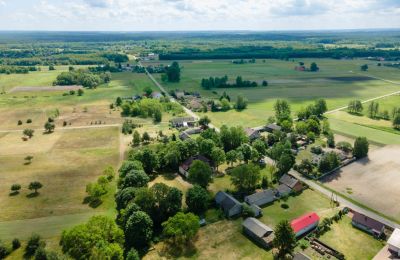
[0,0,399,31]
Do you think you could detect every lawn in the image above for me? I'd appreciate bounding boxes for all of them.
[146,59,400,127]
[319,216,385,260]
[0,127,120,242]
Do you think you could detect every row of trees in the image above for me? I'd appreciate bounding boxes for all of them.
[200,75,258,89]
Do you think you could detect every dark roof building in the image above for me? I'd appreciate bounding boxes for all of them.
[275,184,292,197]
[178,155,212,177]
[215,191,242,218]
[293,253,311,260]
[351,212,385,237]
[265,123,282,133]
[242,217,274,248]
[244,189,276,207]
[279,173,303,192]
[244,128,260,140]
[170,117,197,128]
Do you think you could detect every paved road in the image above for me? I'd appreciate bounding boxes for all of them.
[290,171,400,229]
[143,65,220,132]
[0,123,121,133]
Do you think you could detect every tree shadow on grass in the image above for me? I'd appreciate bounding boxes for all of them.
[26,192,39,198]
[160,241,197,258]
[9,191,19,196]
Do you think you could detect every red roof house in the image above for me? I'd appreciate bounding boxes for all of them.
[291,212,320,237]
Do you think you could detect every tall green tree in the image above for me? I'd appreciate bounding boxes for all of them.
[186,185,209,215]
[273,220,297,259]
[230,164,261,193]
[124,211,153,250]
[353,137,369,159]
[188,160,213,188]
[274,99,291,122]
[211,147,226,171]
[162,212,200,247]
[166,61,181,82]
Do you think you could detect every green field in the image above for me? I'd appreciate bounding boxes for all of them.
[146,59,400,127]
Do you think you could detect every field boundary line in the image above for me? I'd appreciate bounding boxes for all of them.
[0,123,121,133]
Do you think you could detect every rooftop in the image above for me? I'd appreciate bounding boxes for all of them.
[291,212,320,233]
[352,212,385,233]
[279,174,300,189]
[388,228,400,249]
[242,217,274,241]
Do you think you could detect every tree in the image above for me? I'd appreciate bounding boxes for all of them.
[165,61,181,82]
[0,240,10,259]
[162,212,200,247]
[124,211,153,249]
[235,94,248,110]
[273,220,297,259]
[118,160,143,178]
[230,164,261,193]
[49,65,55,71]
[367,101,379,118]
[115,187,136,211]
[199,116,211,128]
[77,88,84,96]
[318,152,340,173]
[25,234,45,258]
[132,130,141,147]
[327,132,335,148]
[220,98,231,111]
[142,131,151,143]
[23,128,35,138]
[188,160,213,188]
[310,62,319,72]
[361,64,368,71]
[306,118,321,135]
[86,182,106,203]
[348,100,363,114]
[393,114,400,129]
[314,99,327,116]
[226,150,238,166]
[25,155,34,164]
[131,148,158,174]
[198,138,215,157]
[219,125,248,152]
[277,153,295,176]
[238,144,252,163]
[28,181,43,194]
[10,184,21,195]
[119,170,149,189]
[353,137,369,159]
[143,86,153,96]
[44,121,55,133]
[126,248,140,260]
[211,147,225,171]
[274,99,291,122]
[153,108,162,123]
[262,80,268,86]
[186,185,209,215]
[60,216,124,260]
[116,97,123,106]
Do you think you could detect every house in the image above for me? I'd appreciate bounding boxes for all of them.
[179,131,191,141]
[275,184,292,197]
[151,92,163,99]
[351,212,385,237]
[175,91,185,99]
[388,228,400,257]
[250,204,262,217]
[265,123,282,133]
[242,217,274,249]
[170,117,197,128]
[279,173,303,192]
[244,128,260,140]
[291,212,320,237]
[188,99,203,111]
[244,189,276,207]
[215,191,242,218]
[179,155,212,178]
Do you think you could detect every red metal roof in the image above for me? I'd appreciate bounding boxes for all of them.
[291,212,320,233]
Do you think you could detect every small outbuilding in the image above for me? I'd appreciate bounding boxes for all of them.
[242,217,274,249]
[275,184,292,197]
[291,212,320,237]
[244,128,260,141]
[244,189,276,207]
[170,117,197,128]
[388,228,400,257]
[351,212,385,238]
[250,204,262,217]
[215,191,242,218]
[265,123,282,133]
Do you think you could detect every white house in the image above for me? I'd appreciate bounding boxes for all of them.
[388,228,400,257]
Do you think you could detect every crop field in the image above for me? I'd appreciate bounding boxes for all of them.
[146,59,400,127]
[321,145,400,222]
[0,127,120,240]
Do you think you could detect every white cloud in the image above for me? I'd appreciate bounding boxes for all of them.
[0,0,6,6]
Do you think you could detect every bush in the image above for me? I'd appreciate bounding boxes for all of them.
[25,234,45,257]
[26,119,32,124]
[281,203,289,209]
[12,238,21,250]
[0,241,10,259]
[242,203,256,218]
[17,120,23,125]
[336,141,352,152]
[299,239,309,250]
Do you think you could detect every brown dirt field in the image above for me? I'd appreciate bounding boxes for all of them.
[321,145,400,220]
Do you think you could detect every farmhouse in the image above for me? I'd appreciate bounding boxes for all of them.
[279,173,303,192]
[291,212,320,237]
[179,155,213,178]
[242,217,274,249]
[215,191,242,218]
[244,128,260,140]
[351,212,385,237]
[244,189,276,207]
[170,117,197,128]
[265,123,282,133]
[387,228,400,257]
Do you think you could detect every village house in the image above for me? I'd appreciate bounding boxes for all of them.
[215,191,242,218]
[151,92,163,99]
[244,189,276,207]
[388,228,400,257]
[275,184,292,197]
[242,217,274,249]
[170,117,197,128]
[244,128,260,141]
[265,123,282,133]
[279,173,303,193]
[178,155,213,178]
[291,212,320,237]
[293,253,311,260]
[351,211,385,238]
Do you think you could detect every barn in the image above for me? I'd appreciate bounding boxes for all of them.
[291,212,320,237]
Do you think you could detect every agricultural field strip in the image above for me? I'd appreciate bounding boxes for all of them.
[142,62,221,132]
[290,171,400,229]
[0,123,121,133]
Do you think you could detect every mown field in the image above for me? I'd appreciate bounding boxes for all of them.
[145,59,400,127]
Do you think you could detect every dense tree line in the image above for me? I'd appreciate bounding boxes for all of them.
[0,65,38,74]
[201,75,258,89]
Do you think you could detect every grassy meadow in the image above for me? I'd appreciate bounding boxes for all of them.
[145,59,400,127]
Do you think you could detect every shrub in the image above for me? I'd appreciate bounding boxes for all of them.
[26,119,32,123]
[25,234,45,257]
[17,120,23,125]
[242,203,256,218]
[12,239,21,250]
[281,203,289,209]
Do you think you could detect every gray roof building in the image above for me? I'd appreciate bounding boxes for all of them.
[242,217,274,248]
[244,189,276,207]
[275,184,292,197]
[215,191,242,218]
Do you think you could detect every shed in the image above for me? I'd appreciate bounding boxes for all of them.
[351,212,385,237]
[279,173,303,192]
[244,128,260,140]
[250,204,262,217]
[244,189,276,207]
[291,212,320,237]
[170,117,197,128]
[293,253,311,260]
[265,123,282,133]
[242,217,274,248]
[388,228,400,257]
[215,191,242,218]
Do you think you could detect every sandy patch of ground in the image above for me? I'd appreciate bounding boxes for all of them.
[322,145,400,220]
